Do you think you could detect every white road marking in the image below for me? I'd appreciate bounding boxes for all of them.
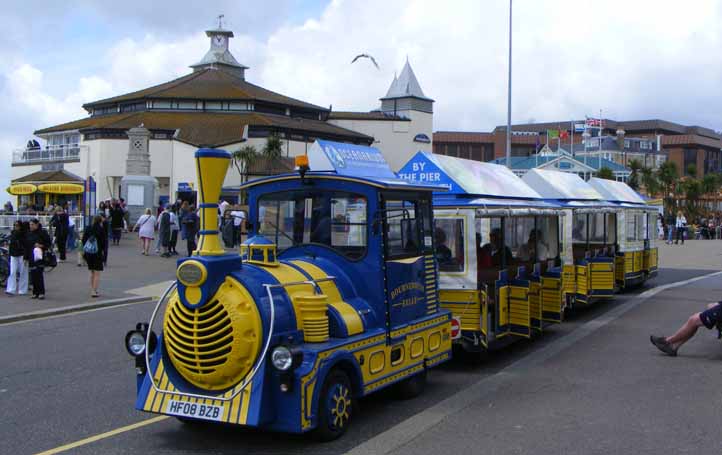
[344,270,722,455]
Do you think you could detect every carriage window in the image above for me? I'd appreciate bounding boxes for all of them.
[505,217,535,261]
[626,213,645,242]
[434,218,465,272]
[607,213,617,245]
[536,216,559,261]
[572,214,588,243]
[637,213,646,240]
[589,213,605,243]
[257,191,367,259]
[384,196,432,259]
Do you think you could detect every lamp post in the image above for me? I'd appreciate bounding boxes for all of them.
[505,0,512,168]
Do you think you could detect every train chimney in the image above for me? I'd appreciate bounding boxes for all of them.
[193,148,231,256]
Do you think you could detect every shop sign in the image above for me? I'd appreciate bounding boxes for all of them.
[37,183,84,194]
[6,183,37,195]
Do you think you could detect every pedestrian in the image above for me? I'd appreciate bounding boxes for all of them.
[221,210,235,248]
[650,301,722,357]
[26,219,50,300]
[182,205,200,256]
[169,205,180,256]
[82,215,107,298]
[120,198,130,232]
[230,207,246,244]
[133,208,156,256]
[158,205,172,257]
[664,211,674,244]
[656,213,664,240]
[49,207,69,262]
[4,201,13,213]
[5,220,28,296]
[109,201,124,245]
[675,211,687,245]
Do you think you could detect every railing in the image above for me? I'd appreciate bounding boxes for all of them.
[0,214,85,231]
[12,144,87,165]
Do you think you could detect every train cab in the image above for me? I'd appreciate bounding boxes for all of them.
[522,169,617,305]
[125,141,452,440]
[397,153,566,354]
[588,177,659,288]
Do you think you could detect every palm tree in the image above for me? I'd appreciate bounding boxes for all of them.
[657,160,678,212]
[686,163,697,178]
[682,178,703,219]
[640,167,659,197]
[701,173,720,195]
[231,145,259,186]
[596,167,615,180]
[263,132,284,161]
[627,159,642,190]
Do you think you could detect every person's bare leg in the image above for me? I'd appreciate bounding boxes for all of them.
[666,313,705,349]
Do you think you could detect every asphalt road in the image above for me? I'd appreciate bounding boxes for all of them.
[0,267,718,455]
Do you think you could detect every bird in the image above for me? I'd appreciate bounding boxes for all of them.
[351,53,380,70]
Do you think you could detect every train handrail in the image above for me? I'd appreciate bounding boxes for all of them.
[143,275,336,403]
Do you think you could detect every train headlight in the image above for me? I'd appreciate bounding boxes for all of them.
[177,260,207,287]
[125,331,146,356]
[271,346,293,371]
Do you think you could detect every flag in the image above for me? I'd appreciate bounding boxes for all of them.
[547,129,559,139]
[560,130,569,140]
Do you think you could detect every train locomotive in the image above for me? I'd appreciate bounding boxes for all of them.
[125,141,452,440]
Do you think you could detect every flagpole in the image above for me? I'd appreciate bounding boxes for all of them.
[505,0,512,168]
[571,119,574,157]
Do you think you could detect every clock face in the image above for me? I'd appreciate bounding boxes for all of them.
[214,35,225,47]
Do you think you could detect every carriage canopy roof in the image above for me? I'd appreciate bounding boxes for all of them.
[587,177,646,204]
[522,168,603,201]
[397,152,541,199]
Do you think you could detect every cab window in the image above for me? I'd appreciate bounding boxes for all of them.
[434,218,464,272]
[257,190,367,259]
[384,196,432,259]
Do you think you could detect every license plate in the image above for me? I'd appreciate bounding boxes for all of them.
[166,399,224,422]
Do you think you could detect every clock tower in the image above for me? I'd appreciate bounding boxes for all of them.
[190,18,249,79]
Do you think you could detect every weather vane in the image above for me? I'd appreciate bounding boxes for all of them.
[217,14,224,29]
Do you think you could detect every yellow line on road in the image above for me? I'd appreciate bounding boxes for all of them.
[33,416,169,455]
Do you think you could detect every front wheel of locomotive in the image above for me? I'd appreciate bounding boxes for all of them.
[313,369,354,442]
[393,368,427,400]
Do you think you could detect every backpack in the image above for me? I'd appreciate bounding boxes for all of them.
[83,235,99,254]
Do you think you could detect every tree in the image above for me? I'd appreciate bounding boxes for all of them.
[596,167,615,180]
[657,160,679,212]
[640,167,660,197]
[682,178,703,218]
[686,163,697,177]
[263,132,284,161]
[627,159,642,190]
[231,145,259,186]
[701,172,720,195]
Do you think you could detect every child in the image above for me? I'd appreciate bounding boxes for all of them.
[30,242,45,300]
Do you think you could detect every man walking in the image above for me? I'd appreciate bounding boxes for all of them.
[674,211,687,245]
[665,211,675,245]
[49,207,69,261]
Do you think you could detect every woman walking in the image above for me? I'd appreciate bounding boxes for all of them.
[169,205,180,256]
[26,219,50,300]
[82,215,107,298]
[675,211,687,245]
[5,221,28,296]
[133,208,156,255]
[109,201,124,245]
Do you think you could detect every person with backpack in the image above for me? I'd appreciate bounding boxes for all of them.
[82,215,107,298]
[5,220,28,296]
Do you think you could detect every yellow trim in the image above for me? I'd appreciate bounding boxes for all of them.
[261,263,315,327]
[388,255,423,264]
[290,260,364,336]
[176,260,208,287]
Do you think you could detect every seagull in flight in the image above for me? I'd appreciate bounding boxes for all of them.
[351,53,380,70]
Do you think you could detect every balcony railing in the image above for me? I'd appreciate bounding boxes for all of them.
[12,144,86,165]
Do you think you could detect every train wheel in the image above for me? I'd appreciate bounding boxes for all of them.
[313,369,353,441]
[394,368,427,400]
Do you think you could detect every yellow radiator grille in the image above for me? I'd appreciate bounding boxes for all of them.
[163,277,262,391]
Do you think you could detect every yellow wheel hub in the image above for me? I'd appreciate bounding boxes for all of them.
[163,277,262,391]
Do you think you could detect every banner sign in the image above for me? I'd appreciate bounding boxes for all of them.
[308,140,396,179]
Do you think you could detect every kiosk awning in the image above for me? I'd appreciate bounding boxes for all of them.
[7,183,37,195]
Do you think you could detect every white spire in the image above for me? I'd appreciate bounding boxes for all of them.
[382,60,430,100]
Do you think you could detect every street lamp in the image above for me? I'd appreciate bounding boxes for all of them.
[505,0,512,168]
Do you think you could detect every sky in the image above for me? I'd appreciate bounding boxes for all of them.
[2,0,722,202]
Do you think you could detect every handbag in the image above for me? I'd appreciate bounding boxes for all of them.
[43,249,58,267]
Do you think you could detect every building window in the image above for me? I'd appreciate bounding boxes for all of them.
[640,141,650,150]
[205,101,222,110]
[177,101,199,110]
[228,102,248,111]
[624,139,630,149]
[683,149,697,175]
[151,100,172,109]
[471,145,482,161]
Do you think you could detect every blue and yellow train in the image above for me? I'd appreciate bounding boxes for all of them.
[125,142,452,440]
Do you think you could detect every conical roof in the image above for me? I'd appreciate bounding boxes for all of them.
[381,60,432,101]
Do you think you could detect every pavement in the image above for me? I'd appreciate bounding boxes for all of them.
[0,234,176,320]
[1,240,721,454]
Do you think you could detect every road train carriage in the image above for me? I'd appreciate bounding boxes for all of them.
[397,153,566,353]
[587,177,659,288]
[522,169,619,305]
[125,141,452,440]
